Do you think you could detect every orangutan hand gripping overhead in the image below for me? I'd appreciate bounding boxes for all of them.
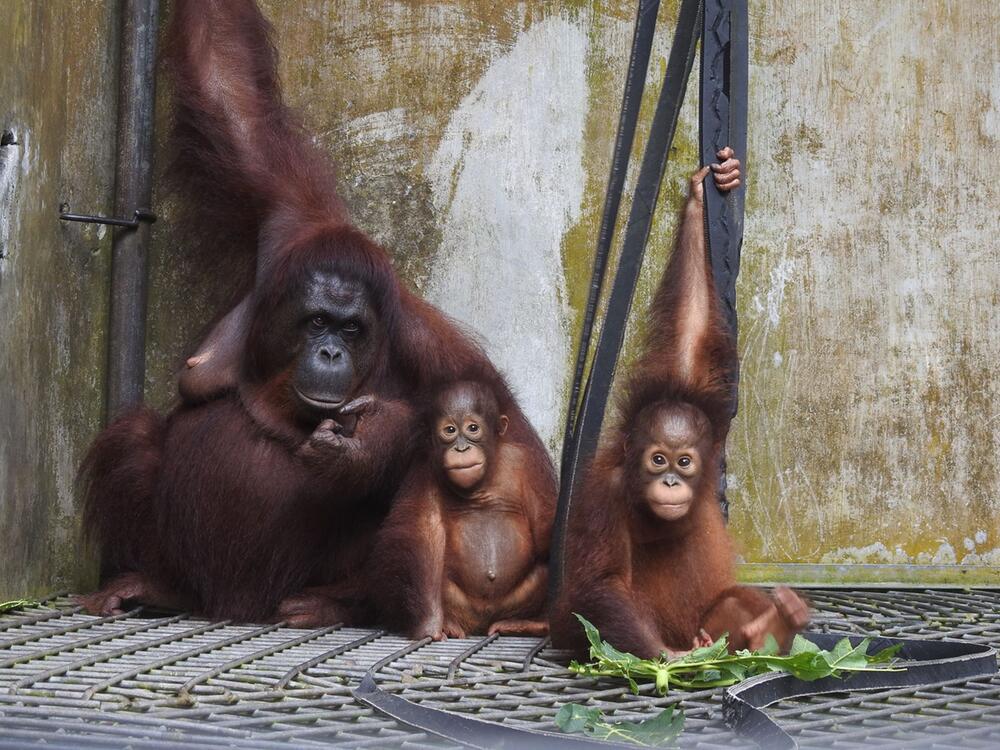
[79,0,552,625]
[550,150,810,658]
[371,382,555,639]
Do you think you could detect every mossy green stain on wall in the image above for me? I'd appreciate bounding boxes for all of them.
[726,0,1000,571]
[0,0,114,598]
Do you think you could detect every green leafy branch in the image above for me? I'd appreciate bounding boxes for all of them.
[557,616,905,746]
[568,613,903,695]
[0,599,38,614]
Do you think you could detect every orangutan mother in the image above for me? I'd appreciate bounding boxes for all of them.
[79,0,554,626]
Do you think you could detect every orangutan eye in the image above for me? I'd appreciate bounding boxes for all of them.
[309,315,328,331]
[444,425,457,435]
[652,454,667,466]
[341,320,361,338]
[678,456,692,468]
[467,423,479,433]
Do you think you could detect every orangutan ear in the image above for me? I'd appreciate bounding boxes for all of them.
[497,414,509,437]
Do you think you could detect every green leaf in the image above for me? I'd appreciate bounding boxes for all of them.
[780,651,835,681]
[830,637,853,660]
[555,704,601,734]
[625,674,640,694]
[557,704,685,747]
[575,614,641,668]
[827,638,872,671]
[718,662,748,681]
[601,706,684,746]
[759,634,781,656]
[575,613,604,652]
[790,634,821,655]
[682,636,730,663]
[868,643,904,663]
[602,640,642,667]
[0,599,37,614]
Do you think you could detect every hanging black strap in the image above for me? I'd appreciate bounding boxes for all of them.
[701,0,748,338]
[551,0,703,598]
[560,0,661,462]
[699,0,749,519]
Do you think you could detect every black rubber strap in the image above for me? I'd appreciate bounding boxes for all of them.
[560,0,662,463]
[700,0,748,517]
[354,673,635,749]
[700,0,748,339]
[551,0,703,598]
[723,632,999,749]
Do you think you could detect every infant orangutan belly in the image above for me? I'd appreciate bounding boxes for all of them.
[445,507,534,603]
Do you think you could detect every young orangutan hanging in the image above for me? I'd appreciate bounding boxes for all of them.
[550,149,810,657]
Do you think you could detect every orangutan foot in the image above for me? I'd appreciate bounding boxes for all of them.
[487,618,549,637]
[740,586,810,651]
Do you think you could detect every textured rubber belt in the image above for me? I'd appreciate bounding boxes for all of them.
[701,0,748,340]
[724,632,999,750]
[355,673,636,749]
[551,0,703,599]
[699,0,749,517]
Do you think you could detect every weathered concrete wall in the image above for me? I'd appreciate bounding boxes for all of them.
[732,1,1000,582]
[0,2,115,598]
[143,0,999,584]
[1,0,996,595]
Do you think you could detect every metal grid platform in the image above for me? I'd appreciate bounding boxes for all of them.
[0,588,997,748]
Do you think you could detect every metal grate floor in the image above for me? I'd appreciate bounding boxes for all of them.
[0,588,997,749]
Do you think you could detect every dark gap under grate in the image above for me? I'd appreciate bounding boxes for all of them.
[0,588,998,748]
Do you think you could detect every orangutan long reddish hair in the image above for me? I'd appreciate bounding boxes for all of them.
[550,152,809,657]
[79,0,554,626]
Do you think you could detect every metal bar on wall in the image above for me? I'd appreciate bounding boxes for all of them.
[106,0,160,417]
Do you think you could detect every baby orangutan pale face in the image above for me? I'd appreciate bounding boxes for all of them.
[434,383,508,492]
[635,402,712,521]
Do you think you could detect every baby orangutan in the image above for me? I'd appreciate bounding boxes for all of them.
[550,149,810,658]
[372,381,556,639]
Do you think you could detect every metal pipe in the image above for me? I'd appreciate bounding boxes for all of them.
[106,0,160,417]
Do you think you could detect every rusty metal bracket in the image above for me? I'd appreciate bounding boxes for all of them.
[59,208,157,229]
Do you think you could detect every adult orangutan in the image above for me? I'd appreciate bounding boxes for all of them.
[550,150,809,657]
[79,0,550,625]
[372,382,554,639]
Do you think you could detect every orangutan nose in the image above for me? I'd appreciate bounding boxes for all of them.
[318,345,343,364]
[663,473,680,487]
